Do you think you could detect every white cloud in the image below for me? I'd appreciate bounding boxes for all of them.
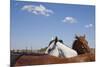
[85,24,93,28]
[22,4,53,16]
[62,17,77,23]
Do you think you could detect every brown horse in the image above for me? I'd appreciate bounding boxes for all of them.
[12,35,95,67]
[72,35,91,55]
[14,53,95,66]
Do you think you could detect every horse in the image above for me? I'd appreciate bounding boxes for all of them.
[45,36,78,58]
[72,35,91,55]
[45,37,59,57]
[12,36,95,66]
[14,52,95,66]
[56,41,78,58]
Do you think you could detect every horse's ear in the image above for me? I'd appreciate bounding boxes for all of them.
[83,34,86,38]
[75,34,78,39]
[55,36,58,42]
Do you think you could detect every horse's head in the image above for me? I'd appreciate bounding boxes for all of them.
[46,36,78,58]
[48,36,58,46]
[45,36,59,54]
[75,35,88,45]
[72,35,90,54]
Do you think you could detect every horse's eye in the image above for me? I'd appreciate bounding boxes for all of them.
[48,49,52,53]
[82,46,84,49]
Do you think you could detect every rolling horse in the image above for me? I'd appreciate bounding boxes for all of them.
[13,35,95,66]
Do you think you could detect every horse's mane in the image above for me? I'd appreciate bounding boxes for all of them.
[48,37,63,46]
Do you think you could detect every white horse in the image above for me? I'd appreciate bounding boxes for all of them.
[56,41,78,58]
[45,37,78,58]
[45,39,59,57]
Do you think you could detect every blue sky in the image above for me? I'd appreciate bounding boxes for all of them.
[11,0,95,50]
